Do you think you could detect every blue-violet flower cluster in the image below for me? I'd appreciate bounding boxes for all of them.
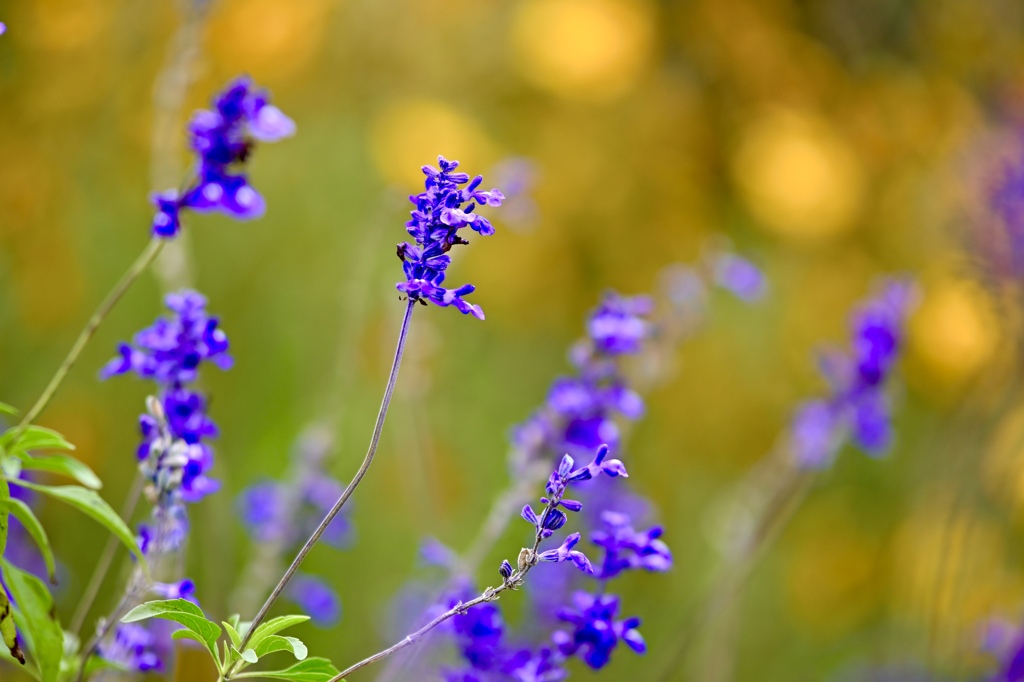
[98,290,230,671]
[789,280,915,469]
[150,76,295,238]
[397,156,504,319]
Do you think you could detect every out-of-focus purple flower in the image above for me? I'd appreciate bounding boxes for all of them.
[586,294,653,356]
[552,591,645,670]
[512,293,653,469]
[287,573,341,626]
[0,22,6,36]
[988,141,1024,279]
[490,157,539,232]
[791,280,914,469]
[712,252,767,302]
[238,476,351,550]
[99,623,164,672]
[591,511,671,579]
[149,76,295,237]
[420,537,460,570]
[397,156,503,318]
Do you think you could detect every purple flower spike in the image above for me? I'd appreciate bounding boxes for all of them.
[791,279,914,470]
[149,75,294,237]
[396,156,502,317]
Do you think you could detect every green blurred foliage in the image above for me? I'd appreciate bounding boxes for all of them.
[2,0,1024,680]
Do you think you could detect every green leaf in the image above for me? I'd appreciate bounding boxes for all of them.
[237,657,340,682]
[16,454,101,490]
[1,559,63,682]
[239,648,258,664]
[252,635,307,661]
[247,615,310,651]
[0,497,56,583]
[121,599,222,663]
[223,621,242,650]
[2,426,74,455]
[9,482,143,566]
[0,402,19,416]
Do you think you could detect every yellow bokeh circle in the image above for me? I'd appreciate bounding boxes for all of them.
[369,99,495,189]
[511,0,655,100]
[733,109,865,240]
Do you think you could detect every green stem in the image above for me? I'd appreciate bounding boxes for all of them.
[13,237,164,437]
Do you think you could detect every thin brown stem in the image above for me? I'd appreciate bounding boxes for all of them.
[234,300,416,658]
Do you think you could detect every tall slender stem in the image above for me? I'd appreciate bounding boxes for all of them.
[236,299,416,654]
[68,472,145,636]
[14,237,165,437]
[331,589,500,681]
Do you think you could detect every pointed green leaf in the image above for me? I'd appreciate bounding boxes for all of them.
[252,635,307,661]
[16,454,101,490]
[239,648,258,664]
[247,614,310,651]
[0,402,19,416]
[237,657,340,682]
[0,497,56,583]
[121,599,221,663]
[223,621,242,650]
[1,559,63,682]
[8,482,143,566]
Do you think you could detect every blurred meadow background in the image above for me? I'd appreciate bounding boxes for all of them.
[3,0,1024,680]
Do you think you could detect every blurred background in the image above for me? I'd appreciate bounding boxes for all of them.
[2,0,1024,679]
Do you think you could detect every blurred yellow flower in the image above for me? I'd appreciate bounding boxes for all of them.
[907,276,999,387]
[207,0,333,79]
[511,0,655,101]
[733,108,865,240]
[369,99,495,188]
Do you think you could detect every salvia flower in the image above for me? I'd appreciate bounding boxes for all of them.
[98,291,229,672]
[591,511,672,579]
[512,292,654,466]
[790,279,915,469]
[396,156,503,319]
[102,290,229,501]
[149,75,295,237]
[552,591,645,670]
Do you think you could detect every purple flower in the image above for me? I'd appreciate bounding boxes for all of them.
[712,252,767,302]
[512,292,653,469]
[591,511,672,579]
[538,533,593,573]
[287,574,341,626]
[553,591,645,669]
[149,76,295,237]
[791,280,914,470]
[100,623,164,672]
[396,156,503,318]
[586,294,653,356]
[103,291,229,503]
